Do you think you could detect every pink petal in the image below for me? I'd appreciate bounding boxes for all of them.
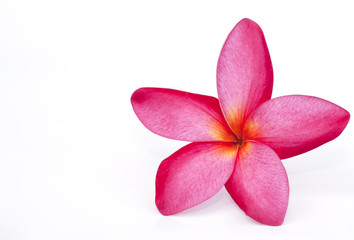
[131,88,235,142]
[156,142,238,215]
[217,18,273,136]
[225,141,289,226]
[244,95,350,159]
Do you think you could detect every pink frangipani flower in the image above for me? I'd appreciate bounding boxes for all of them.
[130,18,350,225]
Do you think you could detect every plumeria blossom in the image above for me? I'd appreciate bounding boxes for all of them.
[130,18,350,225]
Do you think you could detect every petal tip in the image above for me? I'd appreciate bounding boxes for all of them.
[266,220,284,227]
[131,87,147,105]
[344,108,350,123]
[155,191,189,216]
[244,206,286,226]
[235,18,263,33]
[155,200,174,216]
[238,18,258,26]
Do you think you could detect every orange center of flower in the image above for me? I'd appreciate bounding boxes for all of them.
[235,137,245,147]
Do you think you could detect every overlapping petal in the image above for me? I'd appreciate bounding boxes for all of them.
[156,142,238,215]
[131,88,235,142]
[225,141,289,226]
[243,95,350,159]
[217,18,273,136]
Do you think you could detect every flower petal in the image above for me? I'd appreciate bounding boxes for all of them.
[156,142,238,215]
[225,141,289,226]
[217,18,273,136]
[131,88,235,142]
[243,95,350,159]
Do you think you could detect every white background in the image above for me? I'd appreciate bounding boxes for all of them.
[1,0,354,239]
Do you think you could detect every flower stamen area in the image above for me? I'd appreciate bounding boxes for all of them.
[235,137,245,147]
